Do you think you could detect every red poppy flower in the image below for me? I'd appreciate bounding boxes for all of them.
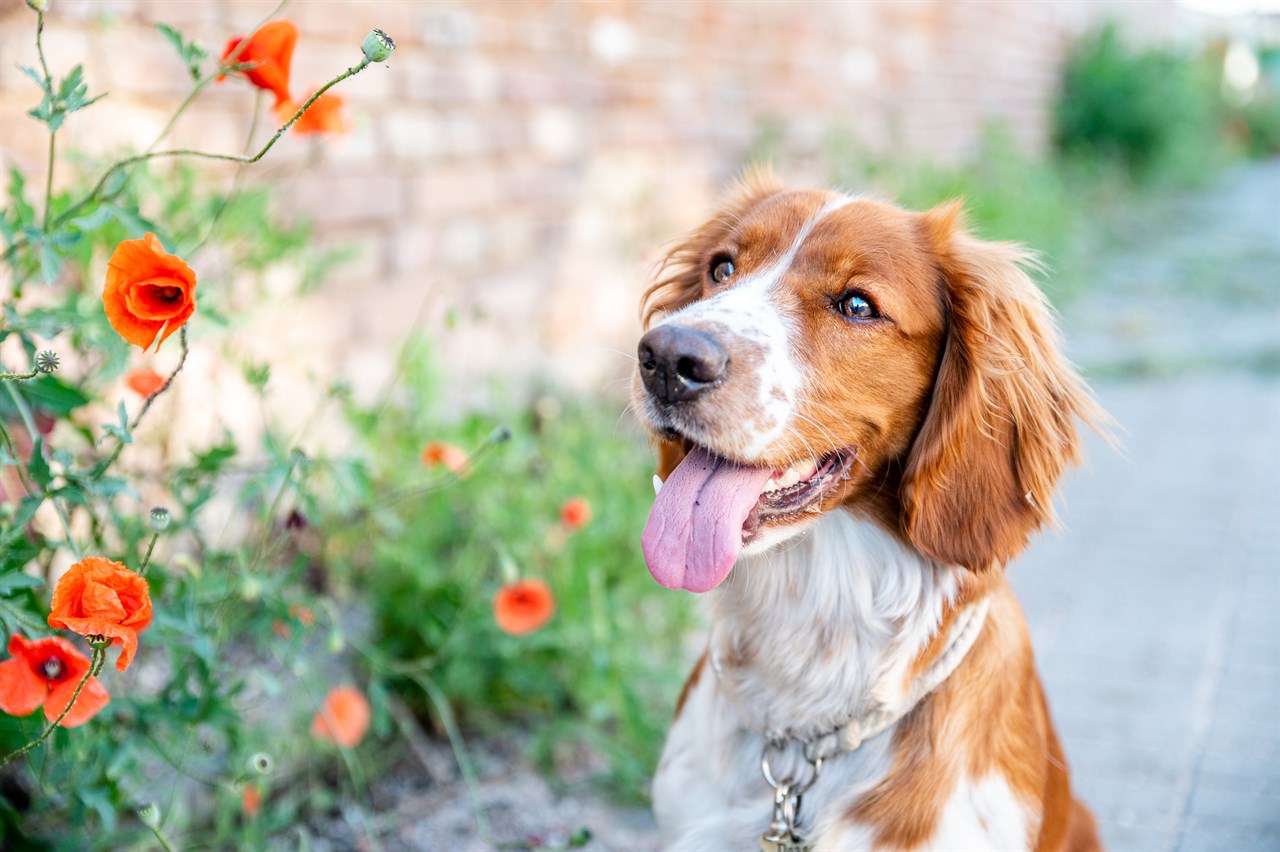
[0,635,109,727]
[493,579,555,636]
[48,557,152,672]
[219,20,297,108]
[311,686,371,749]
[102,233,197,351]
[243,783,262,818]
[421,441,469,476]
[279,90,349,136]
[125,368,166,397]
[560,497,592,531]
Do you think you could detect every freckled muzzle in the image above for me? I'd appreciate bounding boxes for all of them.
[638,324,728,406]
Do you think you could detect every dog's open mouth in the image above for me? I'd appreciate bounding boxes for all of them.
[642,445,855,594]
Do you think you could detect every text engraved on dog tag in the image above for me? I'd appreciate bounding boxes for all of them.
[760,829,811,852]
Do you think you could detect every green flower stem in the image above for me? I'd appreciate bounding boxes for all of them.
[129,324,189,431]
[0,421,38,497]
[3,381,82,559]
[409,671,494,842]
[34,10,55,234]
[0,368,39,382]
[92,324,189,481]
[0,644,106,769]
[144,820,175,852]
[80,57,372,218]
[184,91,265,258]
[138,531,160,577]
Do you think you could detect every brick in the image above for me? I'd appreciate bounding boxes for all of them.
[288,173,404,226]
[381,108,442,161]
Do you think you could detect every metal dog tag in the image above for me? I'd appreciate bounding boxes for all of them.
[760,784,812,852]
[760,831,811,852]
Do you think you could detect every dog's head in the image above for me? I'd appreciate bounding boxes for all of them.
[634,172,1103,592]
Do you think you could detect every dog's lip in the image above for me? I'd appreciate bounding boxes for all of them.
[650,431,856,543]
[743,449,856,540]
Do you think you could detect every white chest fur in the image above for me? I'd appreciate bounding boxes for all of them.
[652,511,1027,851]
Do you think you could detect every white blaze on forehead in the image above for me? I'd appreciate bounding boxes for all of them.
[657,193,852,460]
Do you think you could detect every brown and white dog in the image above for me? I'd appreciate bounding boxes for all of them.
[632,172,1106,851]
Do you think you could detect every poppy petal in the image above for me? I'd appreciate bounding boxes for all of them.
[0,657,44,717]
[45,675,109,727]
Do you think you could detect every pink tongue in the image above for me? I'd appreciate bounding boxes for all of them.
[642,447,774,593]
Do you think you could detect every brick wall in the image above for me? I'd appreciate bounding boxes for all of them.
[0,0,1180,410]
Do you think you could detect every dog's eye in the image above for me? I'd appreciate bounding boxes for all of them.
[837,293,878,320]
[710,257,735,284]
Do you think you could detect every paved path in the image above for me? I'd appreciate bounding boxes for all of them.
[1014,376,1280,852]
[1016,158,1280,852]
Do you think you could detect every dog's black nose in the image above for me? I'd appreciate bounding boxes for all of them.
[638,325,728,405]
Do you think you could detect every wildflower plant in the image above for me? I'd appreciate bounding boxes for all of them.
[0,3,397,845]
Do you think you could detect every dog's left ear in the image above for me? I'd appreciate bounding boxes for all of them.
[902,202,1106,571]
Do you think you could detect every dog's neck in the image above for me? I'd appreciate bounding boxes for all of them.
[707,510,959,741]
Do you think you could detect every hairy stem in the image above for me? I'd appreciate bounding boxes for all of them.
[77,59,370,224]
[92,325,190,481]
[138,531,160,577]
[35,10,55,233]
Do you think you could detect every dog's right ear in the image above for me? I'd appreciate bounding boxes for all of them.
[639,167,783,330]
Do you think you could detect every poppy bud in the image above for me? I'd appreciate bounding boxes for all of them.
[35,350,59,373]
[361,29,395,63]
[137,802,161,828]
[149,506,171,532]
[25,0,47,12]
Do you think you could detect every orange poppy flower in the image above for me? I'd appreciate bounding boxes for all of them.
[279,90,349,136]
[219,20,297,108]
[560,497,592,531]
[273,604,315,638]
[125,368,166,397]
[242,783,262,818]
[0,635,110,728]
[102,233,197,351]
[310,686,371,749]
[421,441,469,475]
[289,604,315,626]
[48,557,152,672]
[493,579,555,636]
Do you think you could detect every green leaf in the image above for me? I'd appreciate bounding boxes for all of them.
[26,438,51,490]
[105,203,158,237]
[0,573,42,596]
[101,400,132,445]
[191,438,238,475]
[38,240,60,284]
[0,596,49,636]
[68,204,114,233]
[157,22,207,81]
[57,65,84,100]
[4,375,91,416]
[18,65,48,93]
[6,496,41,532]
[85,476,137,499]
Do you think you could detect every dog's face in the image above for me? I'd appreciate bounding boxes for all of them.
[634,174,1099,592]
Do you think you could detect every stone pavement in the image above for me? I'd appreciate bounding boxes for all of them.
[1013,376,1280,852]
[1014,157,1280,852]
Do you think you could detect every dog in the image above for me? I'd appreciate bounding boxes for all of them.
[632,171,1105,851]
